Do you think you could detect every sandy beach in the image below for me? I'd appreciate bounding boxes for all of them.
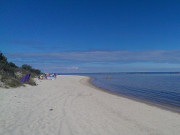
[0,75,180,135]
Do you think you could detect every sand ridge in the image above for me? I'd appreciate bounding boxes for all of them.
[0,75,180,135]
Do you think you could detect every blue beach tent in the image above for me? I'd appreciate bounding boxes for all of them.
[20,73,31,83]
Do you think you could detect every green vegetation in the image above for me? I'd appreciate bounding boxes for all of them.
[21,64,41,76]
[0,52,41,88]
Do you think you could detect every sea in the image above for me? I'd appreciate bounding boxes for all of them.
[59,72,180,112]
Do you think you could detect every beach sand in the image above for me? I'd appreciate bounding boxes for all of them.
[0,75,180,135]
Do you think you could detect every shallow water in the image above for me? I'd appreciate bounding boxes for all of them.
[90,73,180,112]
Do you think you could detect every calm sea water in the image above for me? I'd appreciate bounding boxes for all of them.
[60,73,180,112]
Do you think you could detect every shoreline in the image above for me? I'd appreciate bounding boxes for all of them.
[0,75,180,135]
[87,76,180,114]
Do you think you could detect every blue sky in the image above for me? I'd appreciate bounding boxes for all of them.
[1,0,180,73]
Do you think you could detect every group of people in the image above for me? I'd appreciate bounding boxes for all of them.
[38,73,57,80]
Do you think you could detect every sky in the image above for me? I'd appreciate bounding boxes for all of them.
[0,0,180,73]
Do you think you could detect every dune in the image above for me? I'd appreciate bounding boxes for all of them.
[0,75,180,135]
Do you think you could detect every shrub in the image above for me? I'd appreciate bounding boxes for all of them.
[21,64,41,76]
[0,75,22,88]
[8,62,18,68]
[0,52,41,87]
[21,64,32,71]
[8,78,22,87]
[0,52,18,77]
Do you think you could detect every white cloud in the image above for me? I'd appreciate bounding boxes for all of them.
[5,50,180,63]
[67,66,79,70]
